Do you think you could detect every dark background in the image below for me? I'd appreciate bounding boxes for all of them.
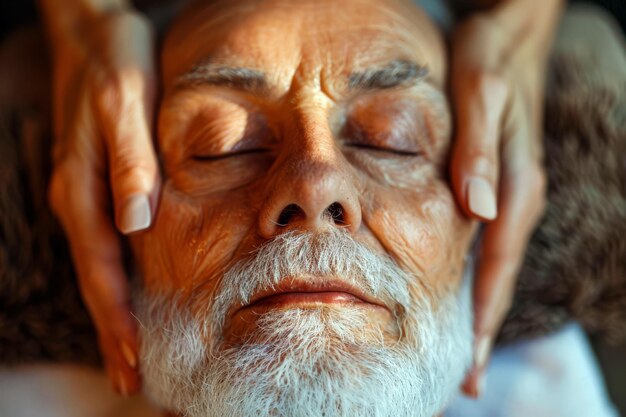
[0,0,625,414]
[1,0,625,40]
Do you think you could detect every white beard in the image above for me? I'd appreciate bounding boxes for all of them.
[135,230,473,417]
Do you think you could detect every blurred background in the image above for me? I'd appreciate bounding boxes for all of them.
[1,0,625,52]
[0,0,624,415]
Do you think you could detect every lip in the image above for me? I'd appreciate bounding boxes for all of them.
[235,278,389,313]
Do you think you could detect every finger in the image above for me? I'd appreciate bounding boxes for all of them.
[49,158,141,394]
[462,125,546,398]
[450,69,508,222]
[102,333,141,396]
[94,14,160,235]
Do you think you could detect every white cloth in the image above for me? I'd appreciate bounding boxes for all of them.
[0,323,617,417]
[0,364,161,417]
[445,322,619,417]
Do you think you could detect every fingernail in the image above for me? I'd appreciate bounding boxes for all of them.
[118,371,129,396]
[121,341,137,369]
[474,336,491,370]
[467,177,497,220]
[120,194,151,234]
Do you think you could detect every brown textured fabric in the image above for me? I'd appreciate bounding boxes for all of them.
[0,110,100,365]
[499,55,626,343]
[0,8,624,365]
[0,30,100,366]
[499,8,626,344]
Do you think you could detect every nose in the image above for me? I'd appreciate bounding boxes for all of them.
[258,158,362,238]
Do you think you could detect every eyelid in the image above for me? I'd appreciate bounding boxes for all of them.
[192,148,272,161]
[341,118,421,157]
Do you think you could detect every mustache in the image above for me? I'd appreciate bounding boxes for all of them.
[208,229,424,340]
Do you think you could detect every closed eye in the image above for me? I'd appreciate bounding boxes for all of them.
[345,143,420,157]
[192,148,271,161]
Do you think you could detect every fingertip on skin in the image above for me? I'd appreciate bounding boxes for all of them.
[119,193,152,234]
[463,370,486,399]
[103,337,141,396]
[120,340,138,369]
[467,177,497,221]
[112,365,141,397]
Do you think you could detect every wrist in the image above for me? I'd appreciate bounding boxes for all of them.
[455,0,564,70]
[39,0,130,16]
[39,0,132,48]
[493,0,564,55]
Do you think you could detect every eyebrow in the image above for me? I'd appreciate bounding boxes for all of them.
[175,58,427,94]
[348,59,428,91]
[176,62,268,92]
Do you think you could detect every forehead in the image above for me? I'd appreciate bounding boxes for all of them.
[162,0,445,91]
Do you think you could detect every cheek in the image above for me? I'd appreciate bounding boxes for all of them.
[363,181,473,297]
[132,182,256,297]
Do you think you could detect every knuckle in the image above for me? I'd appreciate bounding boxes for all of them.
[468,149,497,167]
[95,69,145,113]
[453,132,498,167]
[452,145,497,181]
[111,154,155,189]
[467,69,508,100]
[117,66,145,93]
[95,72,124,111]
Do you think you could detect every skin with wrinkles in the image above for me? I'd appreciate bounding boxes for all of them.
[131,0,475,397]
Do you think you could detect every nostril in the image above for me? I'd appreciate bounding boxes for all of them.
[326,202,345,225]
[277,204,304,226]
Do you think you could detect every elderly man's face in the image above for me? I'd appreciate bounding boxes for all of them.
[132,0,476,416]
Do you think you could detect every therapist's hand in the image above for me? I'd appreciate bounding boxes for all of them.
[40,0,159,395]
[449,0,563,397]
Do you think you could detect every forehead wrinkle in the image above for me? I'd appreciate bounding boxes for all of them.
[167,0,438,96]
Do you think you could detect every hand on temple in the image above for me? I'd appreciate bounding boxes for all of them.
[39,0,159,395]
[448,0,563,397]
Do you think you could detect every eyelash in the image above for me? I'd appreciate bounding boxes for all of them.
[192,148,271,161]
[345,142,420,157]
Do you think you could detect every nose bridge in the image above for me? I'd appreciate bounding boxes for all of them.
[258,104,362,237]
[289,106,339,169]
[280,102,346,195]
[291,92,336,151]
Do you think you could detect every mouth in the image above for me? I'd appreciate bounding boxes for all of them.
[236,278,389,313]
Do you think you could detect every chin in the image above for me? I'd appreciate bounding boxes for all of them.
[135,282,472,417]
